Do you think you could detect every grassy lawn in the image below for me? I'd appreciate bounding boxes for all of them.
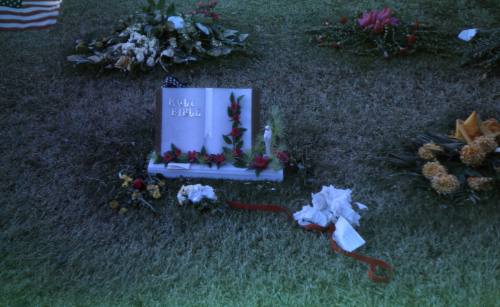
[1,0,499,306]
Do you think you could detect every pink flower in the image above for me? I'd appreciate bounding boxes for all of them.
[358,8,399,33]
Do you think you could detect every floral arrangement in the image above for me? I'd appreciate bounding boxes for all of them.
[460,28,500,78]
[153,93,292,176]
[67,0,248,73]
[388,112,500,204]
[177,184,219,211]
[308,8,453,58]
[109,171,167,214]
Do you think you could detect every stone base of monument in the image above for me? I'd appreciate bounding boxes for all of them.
[147,159,284,181]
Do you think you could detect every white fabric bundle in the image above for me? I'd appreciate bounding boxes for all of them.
[293,185,368,252]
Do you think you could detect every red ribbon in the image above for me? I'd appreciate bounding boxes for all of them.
[227,201,394,283]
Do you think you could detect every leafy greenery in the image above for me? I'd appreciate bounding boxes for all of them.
[67,0,249,73]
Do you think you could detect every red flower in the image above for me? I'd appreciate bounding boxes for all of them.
[406,34,417,45]
[232,148,242,158]
[163,152,175,163]
[276,151,289,164]
[210,154,226,167]
[230,101,239,113]
[174,149,181,157]
[331,42,340,49]
[251,155,270,170]
[132,178,145,190]
[211,12,220,20]
[339,16,348,24]
[187,151,198,163]
[201,154,211,164]
[232,114,240,122]
[230,128,240,138]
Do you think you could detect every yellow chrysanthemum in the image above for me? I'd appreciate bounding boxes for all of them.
[119,173,133,187]
[131,191,141,200]
[147,184,161,199]
[431,174,460,195]
[472,136,498,155]
[418,142,444,160]
[460,144,486,167]
[152,190,161,199]
[422,162,447,180]
[467,177,495,191]
[109,200,120,209]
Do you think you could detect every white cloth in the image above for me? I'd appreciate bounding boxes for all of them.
[293,185,367,251]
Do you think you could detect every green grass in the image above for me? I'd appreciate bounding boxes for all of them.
[1,0,500,306]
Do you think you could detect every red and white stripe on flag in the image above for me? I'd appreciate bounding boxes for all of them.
[0,0,62,30]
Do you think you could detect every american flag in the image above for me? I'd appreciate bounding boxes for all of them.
[0,0,62,31]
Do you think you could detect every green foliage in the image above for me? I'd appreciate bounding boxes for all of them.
[269,105,286,148]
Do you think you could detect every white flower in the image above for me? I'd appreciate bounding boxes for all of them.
[129,31,146,43]
[146,56,156,67]
[120,42,134,54]
[177,184,217,205]
[135,50,145,63]
[196,22,210,35]
[458,28,478,42]
[161,47,175,58]
[167,16,185,30]
[177,186,189,205]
